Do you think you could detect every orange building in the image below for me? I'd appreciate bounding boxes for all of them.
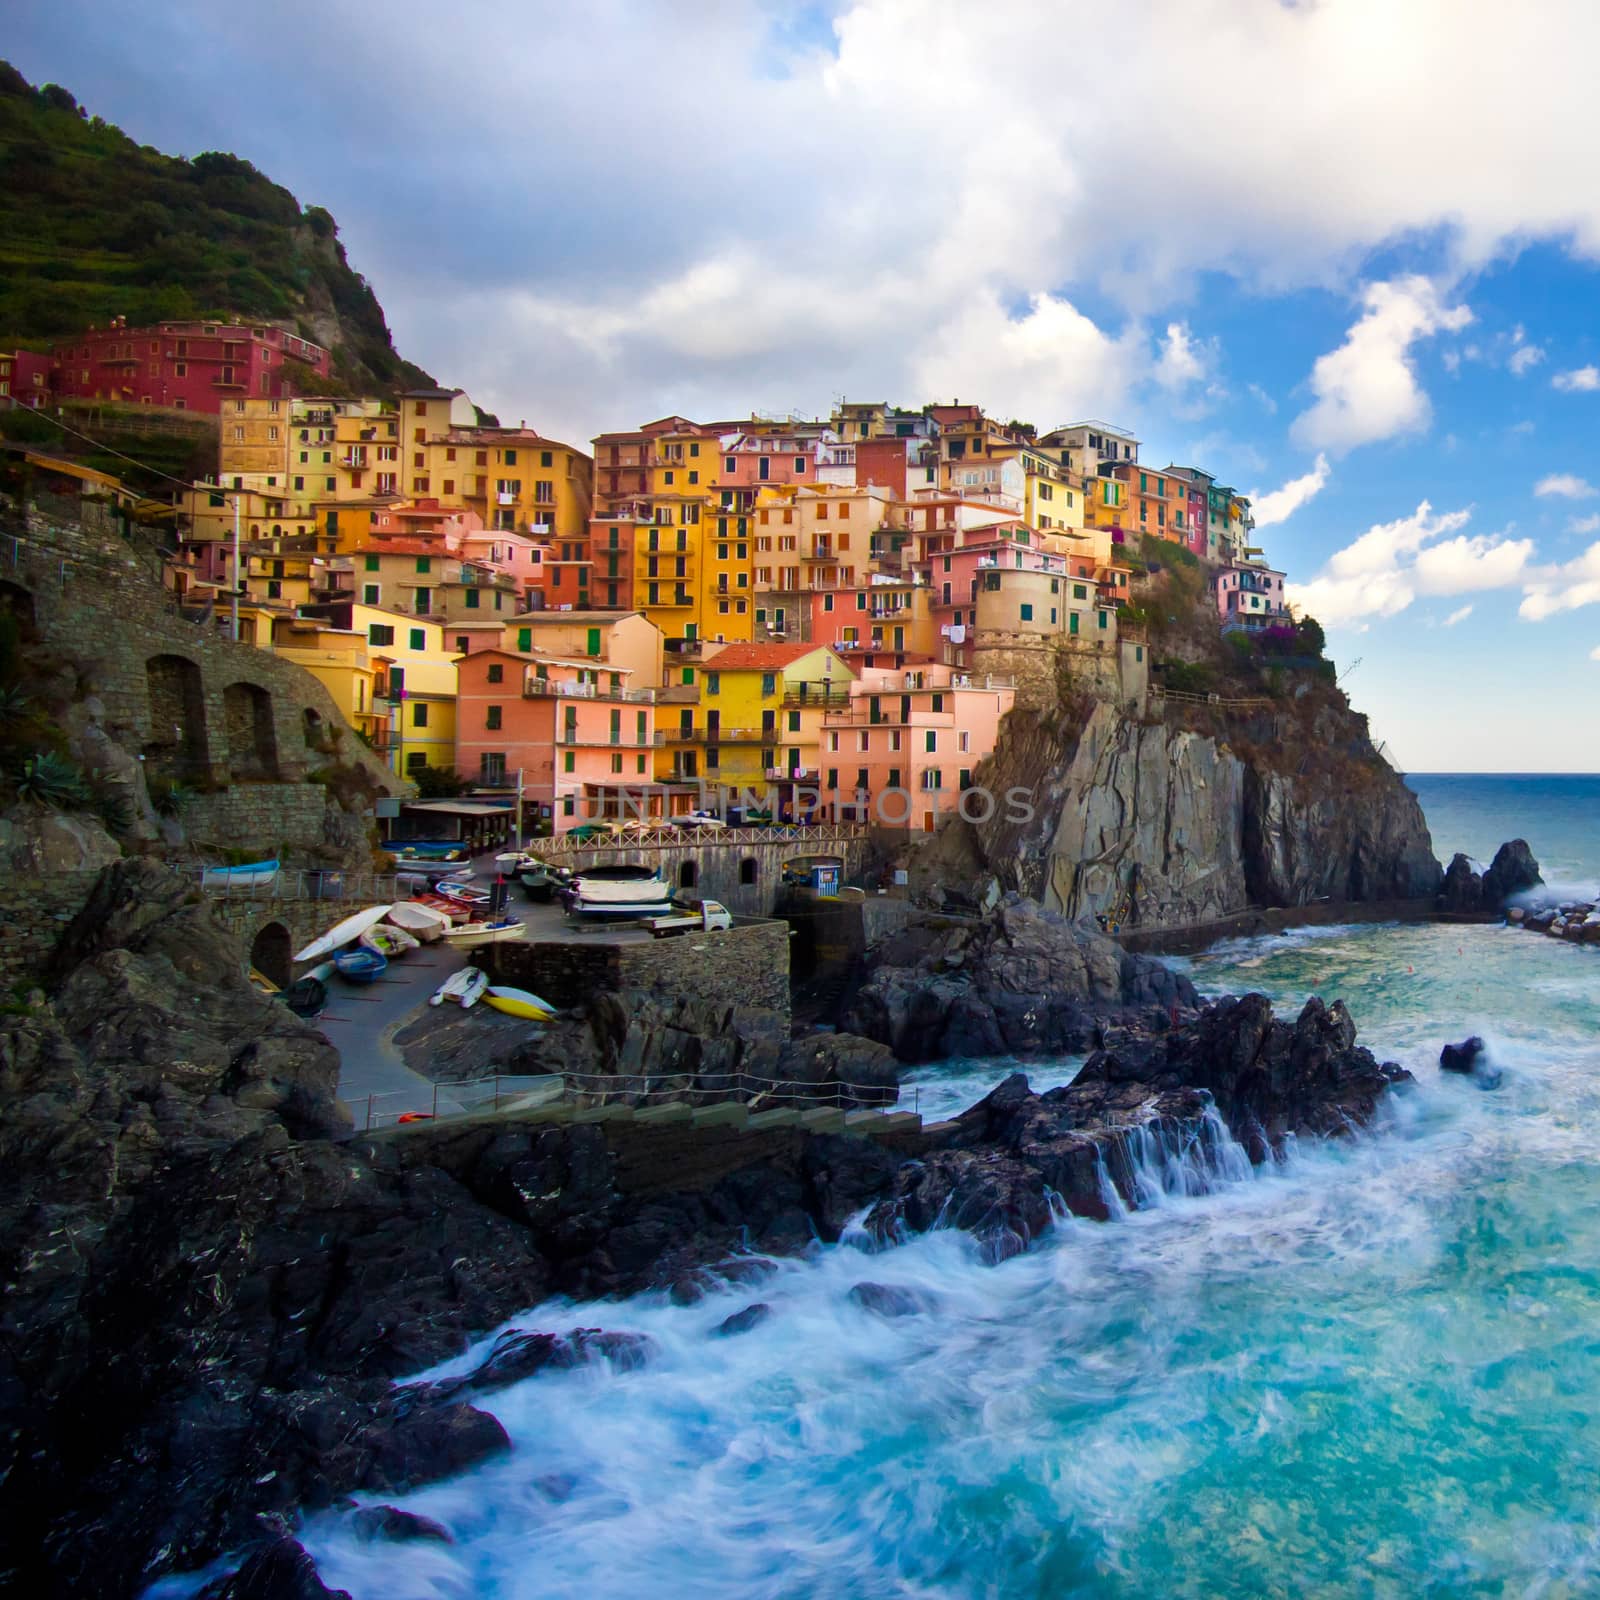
[455,648,659,832]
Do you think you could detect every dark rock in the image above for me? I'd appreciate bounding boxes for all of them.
[714,1302,772,1337]
[406,1327,654,1403]
[1482,840,1542,909]
[196,1538,350,1600]
[1440,853,1484,913]
[349,1506,453,1545]
[848,1281,940,1318]
[1439,1036,1487,1075]
[360,1402,510,1493]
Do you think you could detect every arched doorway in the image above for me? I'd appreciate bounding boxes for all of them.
[739,857,759,886]
[144,653,209,780]
[223,682,278,779]
[678,859,698,890]
[250,921,292,988]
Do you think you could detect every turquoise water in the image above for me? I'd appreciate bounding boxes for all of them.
[155,777,1600,1598]
[1409,772,1600,892]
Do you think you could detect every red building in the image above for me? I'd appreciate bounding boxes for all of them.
[49,318,331,413]
[0,351,51,407]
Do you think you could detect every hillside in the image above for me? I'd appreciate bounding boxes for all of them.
[0,62,433,393]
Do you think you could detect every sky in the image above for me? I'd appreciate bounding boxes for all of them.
[10,0,1600,771]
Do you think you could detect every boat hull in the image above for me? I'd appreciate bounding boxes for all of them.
[333,948,388,984]
[483,985,556,1020]
[441,920,527,948]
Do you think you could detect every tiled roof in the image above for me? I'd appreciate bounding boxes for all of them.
[699,641,839,670]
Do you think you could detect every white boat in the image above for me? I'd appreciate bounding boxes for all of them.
[384,901,451,942]
[430,966,490,1007]
[361,924,419,958]
[293,905,391,963]
[483,985,557,1020]
[441,918,527,948]
[201,858,280,891]
[570,897,680,920]
[570,875,671,905]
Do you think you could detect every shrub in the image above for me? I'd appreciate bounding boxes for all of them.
[14,752,88,809]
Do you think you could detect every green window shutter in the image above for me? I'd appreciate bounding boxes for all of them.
[465,589,480,609]
[365,554,379,571]
[587,627,601,656]
[416,556,431,574]
[1069,612,1079,635]
[517,627,531,652]
[409,628,425,651]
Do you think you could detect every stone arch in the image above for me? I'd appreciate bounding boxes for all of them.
[223,681,279,780]
[250,921,292,988]
[739,857,759,886]
[143,653,210,780]
[678,859,698,890]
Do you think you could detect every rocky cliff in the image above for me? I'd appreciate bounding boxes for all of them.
[916,694,1442,931]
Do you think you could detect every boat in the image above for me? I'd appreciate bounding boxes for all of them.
[519,860,570,902]
[385,840,470,863]
[430,966,491,1007]
[410,892,472,924]
[293,905,392,963]
[333,945,388,983]
[201,858,280,891]
[437,879,491,906]
[440,918,527,948]
[361,925,419,958]
[384,901,451,942]
[283,975,327,1018]
[570,897,684,920]
[483,985,557,1020]
[248,967,280,996]
[568,873,671,906]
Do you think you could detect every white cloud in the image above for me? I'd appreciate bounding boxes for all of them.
[1521,543,1600,619]
[1290,277,1472,455]
[1287,501,1533,626]
[1246,383,1278,415]
[1509,343,1545,376]
[1552,366,1600,392]
[1569,513,1600,534]
[1511,419,1536,435]
[1592,646,1600,661]
[1535,473,1597,499]
[1249,453,1331,529]
[1443,604,1474,626]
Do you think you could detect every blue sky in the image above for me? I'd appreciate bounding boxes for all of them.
[9,0,1600,770]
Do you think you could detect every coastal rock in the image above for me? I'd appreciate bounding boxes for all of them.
[714,1302,773,1337]
[1481,839,1542,908]
[849,1282,940,1318]
[1441,853,1484,913]
[845,895,1197,1063]
[196,1538,351,1600]
[360,1402,510,1493]
[407,1326,656,1402]
[1439,1036,1487,1075]
[349,1506,454,1545]
[915,699,1442,930]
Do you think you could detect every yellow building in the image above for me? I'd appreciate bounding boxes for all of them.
[269,615,383,751]
[348,605,458,778]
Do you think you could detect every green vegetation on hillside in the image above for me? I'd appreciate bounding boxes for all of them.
[0,63,433,393]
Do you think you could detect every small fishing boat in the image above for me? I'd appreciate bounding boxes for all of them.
[410,892,472,924]
[386,839,470,863]
[283,975,327,1018]
[569,868,671,906]
[441,917,527,948]
[293,905,392,962]
[384,901,451,942]
[333,945,388,983]
[361,925,419,959]
[437,878,492,906]
[201,858,280,892]
[483,985,557,1020]
[430,966,490,1007]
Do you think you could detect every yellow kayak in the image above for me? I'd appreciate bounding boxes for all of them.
[483,985,556,1021]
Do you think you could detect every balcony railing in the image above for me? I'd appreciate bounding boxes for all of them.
[702,727,778,744]
[523,678,655,703]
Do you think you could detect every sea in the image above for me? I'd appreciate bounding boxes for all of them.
[153,774,1600,1599]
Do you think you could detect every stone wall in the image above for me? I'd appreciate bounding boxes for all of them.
[484,919,791,1019]
[181,785,339,862]
[0,872,101,995]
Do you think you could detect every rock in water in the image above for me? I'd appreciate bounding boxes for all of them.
[349,1506,454,1545]
[1439,1036,1487,1075]
[1481,840,1542,909]
[1440,853,1484,913]
[849,1282,939,1318]
[714,1303,773,1338]
[196,1537,350,1599]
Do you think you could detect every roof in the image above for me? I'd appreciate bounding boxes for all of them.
[458,646,632,674]
[345,540,453,558]
[400,800,509,817]
[402,387,466,401]
[701,641,844,671]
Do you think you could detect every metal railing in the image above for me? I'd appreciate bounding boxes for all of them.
[538,822,868,856]
[186,865,402,902]
[357,1069,915,1131]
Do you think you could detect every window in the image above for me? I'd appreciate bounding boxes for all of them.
[563,751,575,773]
[485,705,502,730]
[415,556,431,574]
[925,730,937,753]
[1020,603,1033,622]
[406,751,427,773]
[412,702,429,728]
[487,663,504,683]
[363,584,380,606]
[761,672,776,696]
[368,624,395,646]
[922,769,941,790]
[706,672,720,695]
[541,450,553,468]
[408,627,426,651]
[465,589,481,609]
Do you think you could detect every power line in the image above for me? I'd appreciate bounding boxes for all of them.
[10,403,209,495]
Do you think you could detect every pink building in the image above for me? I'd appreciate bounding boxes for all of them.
[455,648,658,832]
[718,431,825,488]
[818,662,1015,834]
[49,318,331,413]
[1215,562,1290,631]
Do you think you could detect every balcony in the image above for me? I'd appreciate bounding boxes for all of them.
[523,679,655,703]
[767,766,819,782]
[801,545,836,562]
[702,727,778,744]
[655,725,698,744]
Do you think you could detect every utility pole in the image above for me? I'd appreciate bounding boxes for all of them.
[231,492,241,641]
[515,767,525,845]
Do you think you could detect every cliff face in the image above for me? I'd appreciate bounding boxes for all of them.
[920,695,1442,931]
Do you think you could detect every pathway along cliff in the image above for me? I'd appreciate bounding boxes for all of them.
[0,855,1422,1597]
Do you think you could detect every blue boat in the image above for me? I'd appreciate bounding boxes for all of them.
[333,945,388,983]
[200,858,280,891]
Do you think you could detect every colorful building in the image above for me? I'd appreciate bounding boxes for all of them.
[50,318,330,412]
[1215,561,1290,632]
[454,648,656,831]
